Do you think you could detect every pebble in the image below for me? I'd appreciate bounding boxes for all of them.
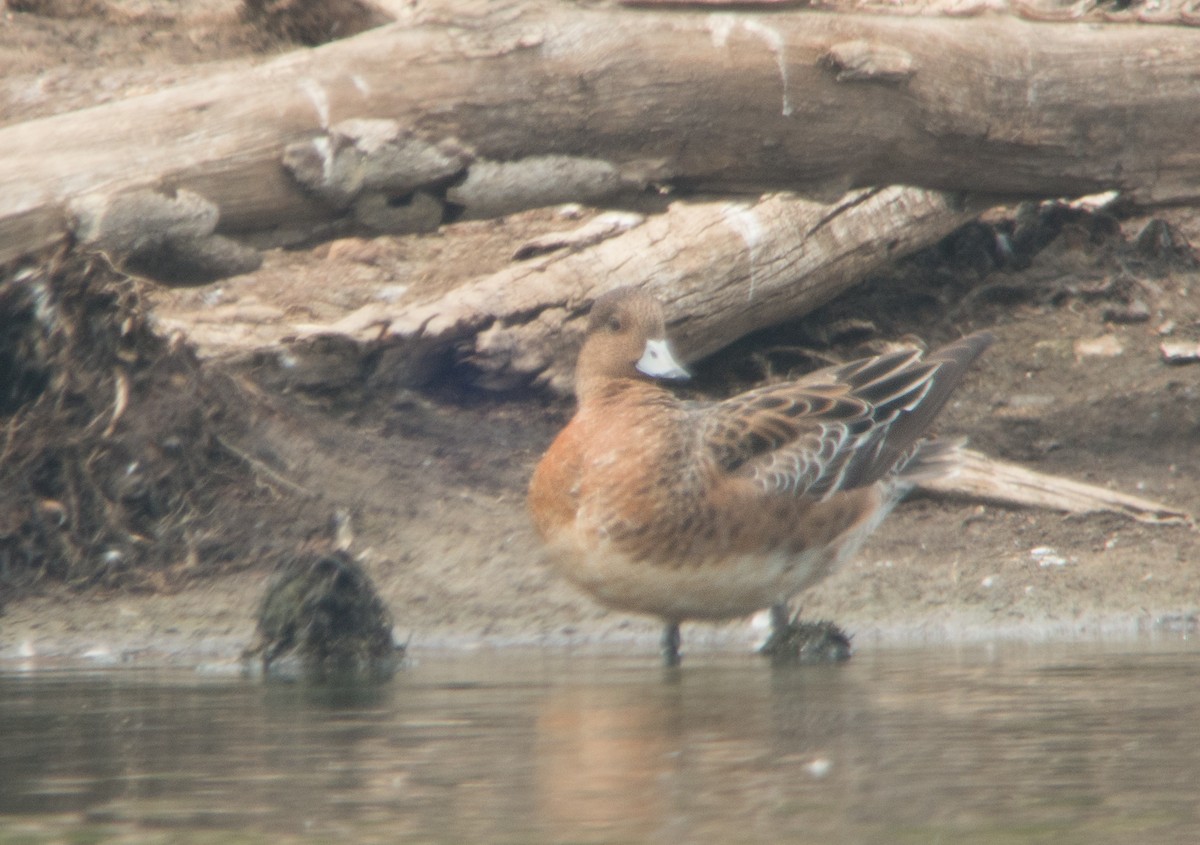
[1160,341,1200,364]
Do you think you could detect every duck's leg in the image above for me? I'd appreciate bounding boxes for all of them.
[757,603,793,657]
[661,622,682,666]
[769,603,792,637]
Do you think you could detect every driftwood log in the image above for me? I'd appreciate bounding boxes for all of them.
[921,449,1193,526]
[3,2,1200,276]
[301,187,982,392]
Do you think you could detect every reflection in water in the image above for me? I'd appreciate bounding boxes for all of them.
[1,643,1199,843]
[536,681,676,834]
[533,665,859,842]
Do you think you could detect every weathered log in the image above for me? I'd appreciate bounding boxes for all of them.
[277,187,980,393]
[3,2,1200,274]
[920,448,1194,526]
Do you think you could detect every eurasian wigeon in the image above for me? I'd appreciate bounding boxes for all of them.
[528,287,992,665]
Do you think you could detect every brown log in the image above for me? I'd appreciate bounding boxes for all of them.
[3,3,1200,273]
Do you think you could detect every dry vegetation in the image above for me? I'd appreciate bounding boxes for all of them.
[0,252,336,602]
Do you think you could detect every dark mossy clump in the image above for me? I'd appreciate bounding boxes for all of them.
[244,551,402,678]
[758,617,853,665]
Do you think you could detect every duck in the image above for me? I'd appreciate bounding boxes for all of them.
[528,287,992,665]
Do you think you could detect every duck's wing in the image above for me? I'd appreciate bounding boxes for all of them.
[701,380,872,497]
[703,333,993,498]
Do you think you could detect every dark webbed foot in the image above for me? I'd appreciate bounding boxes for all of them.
[759,607,852,665]
[661,622,682,667]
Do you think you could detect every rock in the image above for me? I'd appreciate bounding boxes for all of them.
[1074,334,1124,359]
[1160,341,1200,365]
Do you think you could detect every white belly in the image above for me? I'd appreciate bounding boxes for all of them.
[544,537,843,622]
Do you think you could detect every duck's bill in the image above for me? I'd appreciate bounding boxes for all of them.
[636,338,691,380]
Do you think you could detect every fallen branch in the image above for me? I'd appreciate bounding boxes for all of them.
[920,448,1194,526]
[302,187,980,392]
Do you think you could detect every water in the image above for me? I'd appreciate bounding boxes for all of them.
[2,640,1199,844]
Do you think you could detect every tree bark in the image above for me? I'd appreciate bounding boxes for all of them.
[3,2,1200,271]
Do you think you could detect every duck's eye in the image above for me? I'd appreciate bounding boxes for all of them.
[607,316,624,333]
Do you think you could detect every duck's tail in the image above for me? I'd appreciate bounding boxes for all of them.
[832,331,993,491]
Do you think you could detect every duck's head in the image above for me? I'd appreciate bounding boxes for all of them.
[575,287,690,396]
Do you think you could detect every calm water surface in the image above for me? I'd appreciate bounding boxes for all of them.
[2,640,1199,844]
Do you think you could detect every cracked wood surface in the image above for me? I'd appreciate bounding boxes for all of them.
[293,188,980,393]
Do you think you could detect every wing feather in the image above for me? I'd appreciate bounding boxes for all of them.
[702,333,993,498]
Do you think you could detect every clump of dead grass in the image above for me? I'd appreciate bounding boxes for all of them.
[0,251,315,601]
